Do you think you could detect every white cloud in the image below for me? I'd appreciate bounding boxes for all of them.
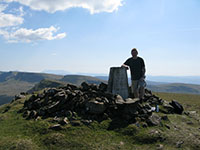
[4,0,123,14]
[0,26,66,43]
[0,3,66,43]
[1,0,122,43]
[0,4,24,27]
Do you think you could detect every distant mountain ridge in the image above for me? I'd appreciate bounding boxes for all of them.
[27,79,67,93]
[61,75,105,85]
[95,76,200,94]
[147,83,200,95]
[0,71,63,83]
[147,75,200,85]
[42,70,200,84]
[95,76,168,85]
[0,71,106,105]
[1,71,200,105]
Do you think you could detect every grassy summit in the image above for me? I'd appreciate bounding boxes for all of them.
[0,89,200,150]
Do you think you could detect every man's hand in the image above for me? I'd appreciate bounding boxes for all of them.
[121,64,129,70]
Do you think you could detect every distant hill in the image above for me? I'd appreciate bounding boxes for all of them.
[147,75,200,85]
[0,71,63,83]
[95,76,200,94]
[95,76,167,85]
[95,76,108,81]
[0,71,64,105]
[96,75,200,85]
[42,70,70,75]
[27,79,67,93]
[147,83,200,94]
[61,75,106,85]
[1,71,200,105]
[0,72,106,105]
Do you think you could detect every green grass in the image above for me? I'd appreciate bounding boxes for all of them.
[154,92,200,111]
[0,92,200,149]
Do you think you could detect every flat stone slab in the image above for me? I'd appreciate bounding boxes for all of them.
[124,98,140,104]
[116,98,140,105]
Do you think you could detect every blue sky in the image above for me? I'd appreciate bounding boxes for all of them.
[0,0,200,76]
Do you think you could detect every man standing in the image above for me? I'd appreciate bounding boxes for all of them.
[122,48,146,99]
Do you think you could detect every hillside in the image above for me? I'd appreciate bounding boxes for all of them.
[0,79,33,105]
[61,75,106,85]
[27,79,68,93]
[0,84,200,149]
[0,72,106,105]
[95,76,200,94]
[147,83,200,94]
[0,71,63,83]
[0,71,64,105]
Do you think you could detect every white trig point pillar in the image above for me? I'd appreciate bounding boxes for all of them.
[107,67,129,99]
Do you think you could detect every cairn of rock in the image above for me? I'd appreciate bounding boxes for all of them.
[21,82,183,127]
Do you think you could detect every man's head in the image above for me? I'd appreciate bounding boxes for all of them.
[131,48,138,57]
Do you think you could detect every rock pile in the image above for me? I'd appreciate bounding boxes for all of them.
[12,92,27,102]
[21,82,183,126]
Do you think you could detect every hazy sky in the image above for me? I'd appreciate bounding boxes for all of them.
[0,0,200,76]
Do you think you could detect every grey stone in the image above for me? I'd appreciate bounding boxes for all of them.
[81,82,90,91]
[85,100,106,114]
[99,82,107,92]
[28,110,37,119]
[65,89,72,95]
[49,124,62,131]
[161,101,174,114]
[81,120,92,126]
[59,117,69,125]
[165,124,170,129]
[101,97,109,104]
[23,110,31,118]
[124,98,140,104]
[45,88,58,96]
[147,113,161,126]
[47,101,60,113]
[161,115,169,121]
[65,111,73,118]
[13,94,26,101]
[115,95,125,105]
[70,120,81,126]
[90,84,98,91]
[156,144,164,150]
[28,95,37,102]
[66,84,78,90]
[122,98,140,117]
[37,109,46,116]
[54,91,66,98]
[169,100,184,114]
